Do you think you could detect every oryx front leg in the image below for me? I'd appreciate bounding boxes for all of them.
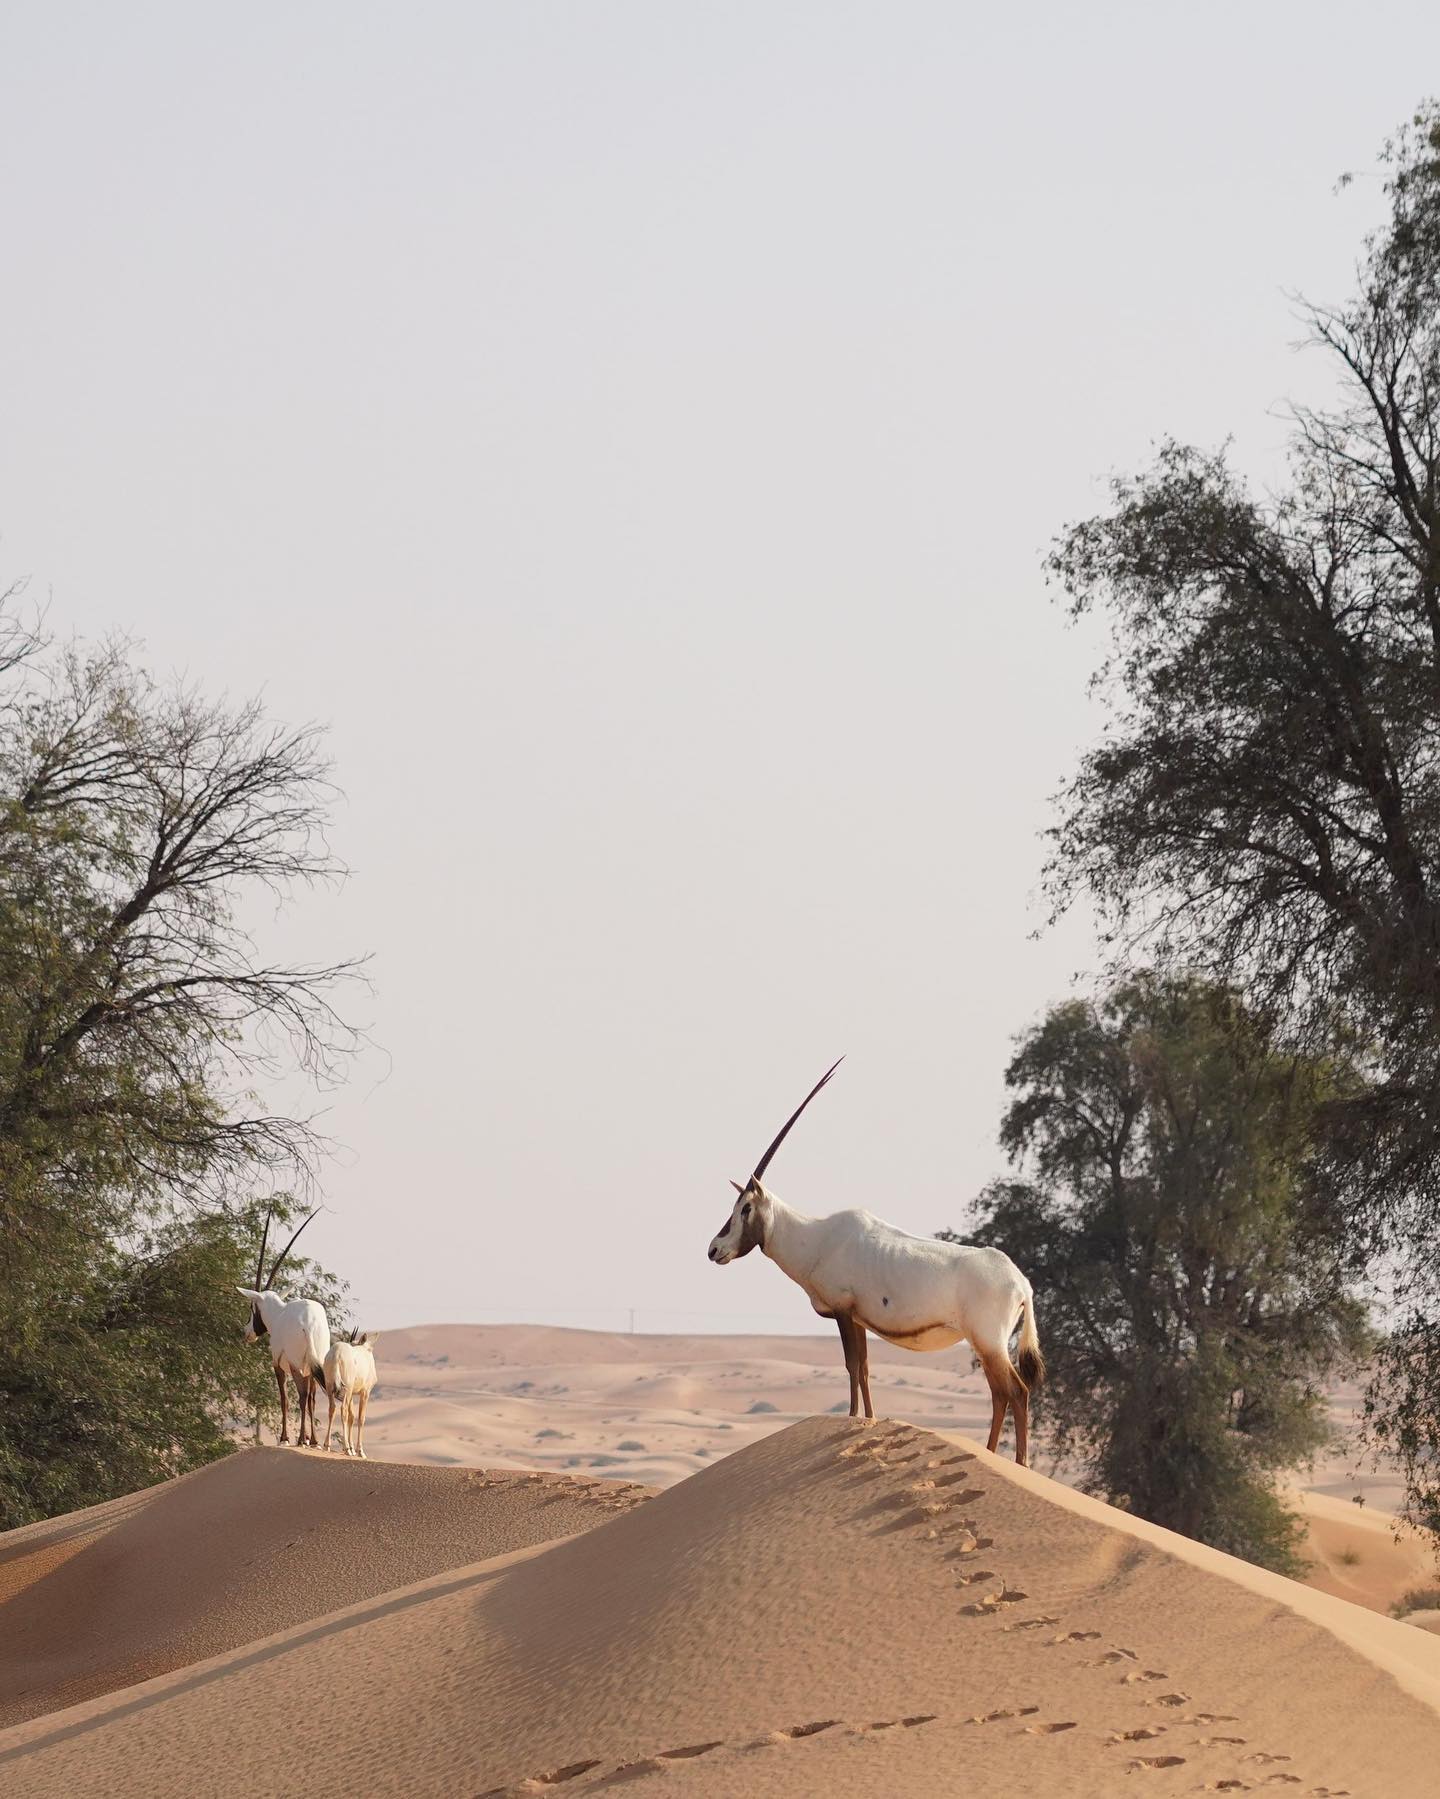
[274,1363,290,1444]
[855,1321,874,1420]
[836,1311,861,1417]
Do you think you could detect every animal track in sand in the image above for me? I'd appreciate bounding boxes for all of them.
[1195,1736,1248,1747]
[1024,1720,1077,1734]
[1146,1693,1190,1708]
[1126,1753,1186,1772]
[482,1716,939,1794]
[1108,1726,1167,1743]
[1052,1629,1103,1644]
[966,1705,1040,1723]
[960,1582,1029,1614]
[1121,1669,1171,1685]
[955,1568,998,1585]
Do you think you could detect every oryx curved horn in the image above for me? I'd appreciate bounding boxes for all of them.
[264,1208,321,1290]
[254,1205,273,1290]
[750,1056,844,1186]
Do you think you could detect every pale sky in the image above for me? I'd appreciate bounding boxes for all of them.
[1,4,1432,1331]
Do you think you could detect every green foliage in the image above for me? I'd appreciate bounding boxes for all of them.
[0,605,358,1527]
[1042,103,1440,1538]
[947,974,1370,1575]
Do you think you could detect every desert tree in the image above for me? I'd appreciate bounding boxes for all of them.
[0,598,360,1524]
[947,975,1369,1574]
[1045,103,1440,1531]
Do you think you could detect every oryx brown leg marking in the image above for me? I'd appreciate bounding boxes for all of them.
[856,1321,874,1419]
[1013,1376,1030,1468]
[356,1388,370,1457]
[274,1362,290,1444]
[836,1312,860,1417]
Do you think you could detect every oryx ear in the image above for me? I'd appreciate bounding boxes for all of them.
[730,1180,745,1195]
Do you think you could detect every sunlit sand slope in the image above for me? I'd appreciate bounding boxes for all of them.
[0,1445,646,1729]
[2,1417,1438,1796]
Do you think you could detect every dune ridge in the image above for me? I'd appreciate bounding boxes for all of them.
[3,1416,1439,1796]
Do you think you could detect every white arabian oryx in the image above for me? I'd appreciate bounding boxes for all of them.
[323,1330,379,1458]
[237,1207,331,1449]
[707,1060,1044,1465]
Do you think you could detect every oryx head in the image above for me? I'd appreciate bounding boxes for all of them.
[237,1204,320,1340]
[708,1058,842,1266]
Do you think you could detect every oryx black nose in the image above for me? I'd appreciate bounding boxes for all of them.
[708,1246,718,1261]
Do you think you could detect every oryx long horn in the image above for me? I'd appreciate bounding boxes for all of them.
[254,1205,273,1290]
[264,1208,321,1290]
[750,1056,844,1185]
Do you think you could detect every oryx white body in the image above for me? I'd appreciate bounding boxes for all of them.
[238,1287,331,1448]
[757,1199,1032,1354]
[708,1184,1042,1462]
[323,1335,378,1457]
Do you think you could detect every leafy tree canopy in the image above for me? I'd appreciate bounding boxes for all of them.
[0,600,359,1527]
[1045,103,1440,1530]
[948,974,1370,1574]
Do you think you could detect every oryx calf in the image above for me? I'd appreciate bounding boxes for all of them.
[706,1060,1044,1465]
[323,1331,379,1458]
[237,1206,331,1448]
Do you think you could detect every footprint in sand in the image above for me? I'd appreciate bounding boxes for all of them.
[1024,1720,1077,1734]
[967,1706,1040,1723]
[1146,1692,1190,1708]
[1108,1727,1168,1743]
[1003,1614,1062,1632]
[955,1568,998,1585]
[1121,1669,1171,1684]
[1127,1754,1187,1772]
[1052,1629,1103,1644]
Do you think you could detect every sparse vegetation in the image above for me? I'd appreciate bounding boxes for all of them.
[1391,1585,1440,1619]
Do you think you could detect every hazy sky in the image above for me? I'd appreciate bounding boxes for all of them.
[1,4,1434,1332]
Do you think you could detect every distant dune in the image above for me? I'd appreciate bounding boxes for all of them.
[0,1444,646,1730]
[3,1417,1439,1796]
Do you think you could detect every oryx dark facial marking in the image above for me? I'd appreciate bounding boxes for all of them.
[708,1181,766,1262]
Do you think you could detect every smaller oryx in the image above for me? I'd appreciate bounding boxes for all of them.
[323,1330,379,1458]
[707,1060,1044,1465]
[237,1206,331,1449]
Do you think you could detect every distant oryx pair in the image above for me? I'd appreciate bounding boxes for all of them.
[707,1060,1044,1466]
[238,1208,378,1458]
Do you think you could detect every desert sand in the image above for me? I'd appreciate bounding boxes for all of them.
[363,1322,1438,1615]
[3,1416,1440,1796]
[0,1444,646,1731]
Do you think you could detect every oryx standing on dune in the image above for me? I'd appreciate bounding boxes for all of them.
[707,1060,1044,1465]
[237,1206,331,1449]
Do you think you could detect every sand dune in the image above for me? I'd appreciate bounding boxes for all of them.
[0,1445,646,1731]
[361,1322,1438,1612]
[3,1416,1439,1796]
